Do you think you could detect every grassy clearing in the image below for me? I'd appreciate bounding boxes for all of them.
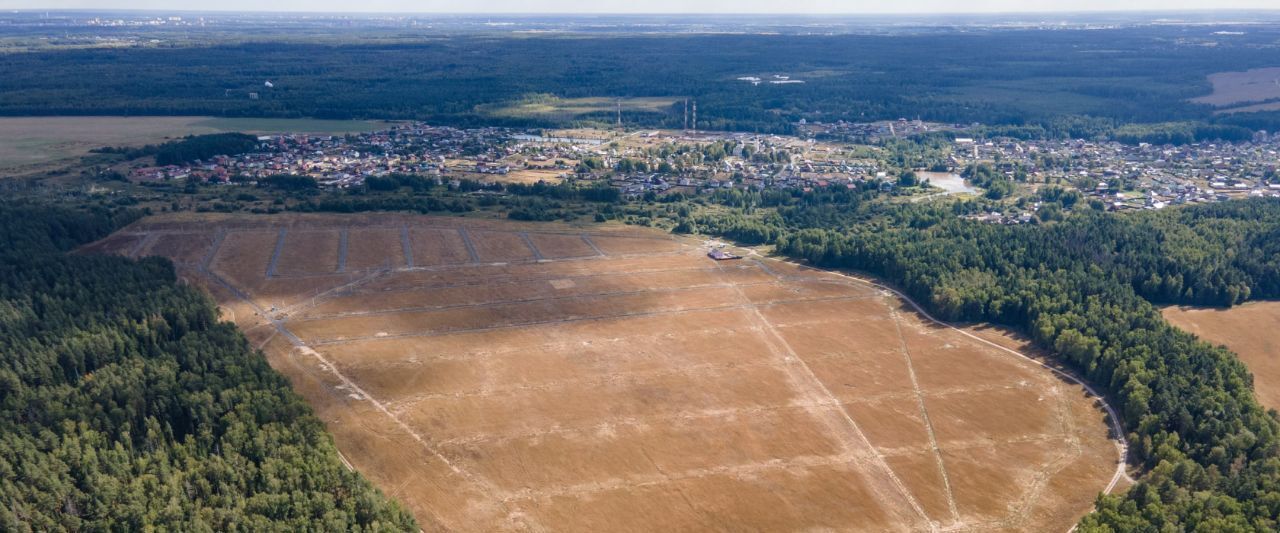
[482,96,680,120]
[1190,67,1280,107]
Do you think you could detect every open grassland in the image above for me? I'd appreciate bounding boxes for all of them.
[1190,67,1280,109]
[0,116,222,170]
[482,96,680,121]
[1164,303,1280,410]
[190,117,389,134]
[88,212,1122,532]
[0,116,386,172]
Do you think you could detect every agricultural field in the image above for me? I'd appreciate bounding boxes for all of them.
[0,116,387,173]
[1164,303,1280,410]
[86,213,1124,532]
[1190,67,1280,109]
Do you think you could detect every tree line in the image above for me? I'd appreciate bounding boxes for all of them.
[93,133,261,166]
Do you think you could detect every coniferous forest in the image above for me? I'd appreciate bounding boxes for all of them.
[0,204,416,531]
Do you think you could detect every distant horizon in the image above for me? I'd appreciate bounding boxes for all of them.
[7,4,1280,16]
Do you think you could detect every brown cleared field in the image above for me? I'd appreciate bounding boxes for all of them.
[408,227,472,266]
[275,230,341,276]
[588,234,683,255]
[345,227,407,271]
[149,232,215,265]
[1191,67,1280,107]
[85,213,1123,532]
[1164,302,1280,410]
[469,229,537,262]
[525,231,600,259]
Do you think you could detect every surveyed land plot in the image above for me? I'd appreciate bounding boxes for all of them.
[88,213,1122,532]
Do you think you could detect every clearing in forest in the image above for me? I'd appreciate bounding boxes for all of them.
[86,212,1124,532]
[1190,67,1280,111]
[480,96,680,121]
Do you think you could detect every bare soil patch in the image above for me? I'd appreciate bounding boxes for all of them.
[525,232,599,259]
[469,230,538,262]
[588,234,684,255]
[276,230,341,276]
[345,228,407,271]
[84,213,1121,532]
[407,227,472,266]
[148,232,215,265]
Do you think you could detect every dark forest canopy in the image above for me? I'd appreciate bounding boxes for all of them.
[0,204,416,531]
[3,26,1280,133]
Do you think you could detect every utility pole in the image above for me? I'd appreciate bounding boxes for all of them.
[692,100,698,133]
[683,99,689,130]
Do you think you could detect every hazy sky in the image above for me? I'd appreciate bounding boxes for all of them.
[8,1,1280,14]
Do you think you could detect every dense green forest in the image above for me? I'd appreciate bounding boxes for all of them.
[3,27,1280,133]
[0,204,416,531]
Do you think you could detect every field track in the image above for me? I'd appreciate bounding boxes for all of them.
[795,263,1132,498]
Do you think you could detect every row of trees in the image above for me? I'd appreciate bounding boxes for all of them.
[0,204,417,531]
[94,133,261,166]
[1112,122,1255,146]
[978,116,1257,146]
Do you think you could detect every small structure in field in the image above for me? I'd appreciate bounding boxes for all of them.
[707,248,741,261]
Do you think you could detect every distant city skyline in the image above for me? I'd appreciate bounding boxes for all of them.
[6,1,1280,15]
